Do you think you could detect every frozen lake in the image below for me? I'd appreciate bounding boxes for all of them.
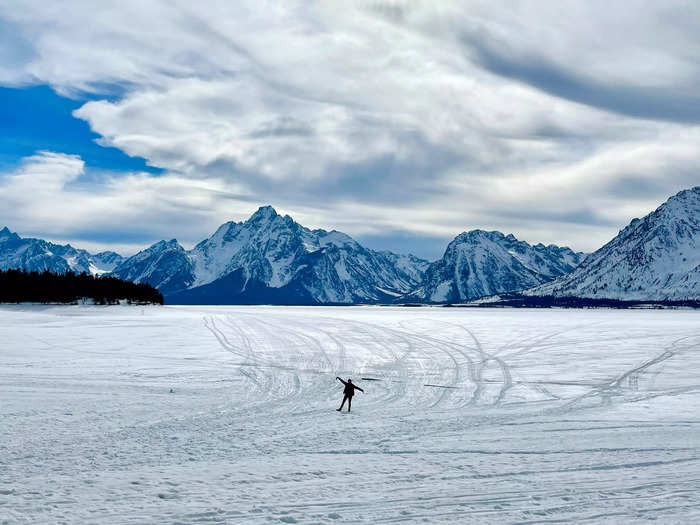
[2,305,700,524]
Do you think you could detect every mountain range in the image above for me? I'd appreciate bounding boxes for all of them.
[0,227,123,276]
[526,186,700,301]
[1,186,698,304]
[406,230,585,303]
[111,206,430,304]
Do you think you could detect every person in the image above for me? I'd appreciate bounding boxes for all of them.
[336,377,364,412]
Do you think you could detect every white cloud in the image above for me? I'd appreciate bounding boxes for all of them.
[0,1,699,256]
[0,151,258,254]
[2,151,85,190]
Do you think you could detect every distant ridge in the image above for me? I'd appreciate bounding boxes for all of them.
[4,186,698,305]
[525,186,700,301]
[0,227,123,275]
[111,206,430,304]
[405,229,585,303]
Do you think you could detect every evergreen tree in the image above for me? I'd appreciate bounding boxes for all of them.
[0,269,163,304]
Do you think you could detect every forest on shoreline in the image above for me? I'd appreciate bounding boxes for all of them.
[0,269,163,305]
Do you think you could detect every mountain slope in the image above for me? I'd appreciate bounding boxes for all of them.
[410,230,585,303]
[526,187,700,300]
[110,239,195,296]
[0,227,124,275]
[112,206,430,304]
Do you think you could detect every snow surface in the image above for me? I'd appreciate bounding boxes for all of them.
[3,305,700,523]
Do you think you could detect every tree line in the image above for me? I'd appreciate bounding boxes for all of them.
[0,269,163,304]
[447,293,700,309]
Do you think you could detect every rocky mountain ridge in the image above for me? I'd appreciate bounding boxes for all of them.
[526,186,700,301]
[111,206,431,304]
[0,227,123,276]
[405,229,586,303]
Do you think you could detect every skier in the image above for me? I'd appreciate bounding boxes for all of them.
[336,377,364,412]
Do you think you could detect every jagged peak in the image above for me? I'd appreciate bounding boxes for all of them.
[613,186,700,241]
[249,205,279,222]
[209,220,239,238]
[318,229,355,246]
[150,238,183,251]
[0,226,21,241]
[448,230,579,254]
[526,185,700,301]
[649,186,700,217]
[670,185,700,201]
[452,229,509,244]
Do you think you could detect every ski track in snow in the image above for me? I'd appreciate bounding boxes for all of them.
[2,305,700,524]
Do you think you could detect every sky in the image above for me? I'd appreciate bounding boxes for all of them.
[1,1,699,260]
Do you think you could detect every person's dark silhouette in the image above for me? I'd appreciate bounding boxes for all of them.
[336,377,364,412]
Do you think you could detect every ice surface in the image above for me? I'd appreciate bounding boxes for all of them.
[2,305,700,523]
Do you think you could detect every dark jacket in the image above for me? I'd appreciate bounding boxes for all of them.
[338,378,364,397]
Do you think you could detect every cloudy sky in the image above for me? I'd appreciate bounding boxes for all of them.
[1,1,699,259]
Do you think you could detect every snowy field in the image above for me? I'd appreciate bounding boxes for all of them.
[2,305,700,524]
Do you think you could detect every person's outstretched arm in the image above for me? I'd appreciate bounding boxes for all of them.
[336,376,347,385]
[356,386,364,393]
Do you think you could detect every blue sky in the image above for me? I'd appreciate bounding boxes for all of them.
[0,85,159,173]
[0,1,699,258]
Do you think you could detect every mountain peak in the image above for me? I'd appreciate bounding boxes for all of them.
[658,186,700,214]
[672,185,700,200]
[0,226,20,241]
[528,185,700,301]
[453,229,506,243]
[421,229,585,303]
[249,205,279,222]
[151,239,183,251]
[112,204,428,303]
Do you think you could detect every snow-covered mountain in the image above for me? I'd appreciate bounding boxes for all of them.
[408,230,585,303]
[108,239,195,296]
[526,187,700,301]
[111,206,430,304]
[0,227,124,275]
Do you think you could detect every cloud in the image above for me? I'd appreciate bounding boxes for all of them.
[0,1,699,256]
[2,151,85,191]
[0,151,256,254]
[467,39,700,124]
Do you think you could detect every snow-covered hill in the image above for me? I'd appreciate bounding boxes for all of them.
[111,206,430,304]
[409,230,585,303]
[109,239,195,296]
[0,227,124,275]
[526,187,700,301]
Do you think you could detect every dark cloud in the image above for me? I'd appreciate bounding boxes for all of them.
[202,131,463,208]
[249,117,314,138]
[466,35,700,124]
[490,206,618,228]
[604,173,700,200]
[0,18,35,83]
[313,150,460,205]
